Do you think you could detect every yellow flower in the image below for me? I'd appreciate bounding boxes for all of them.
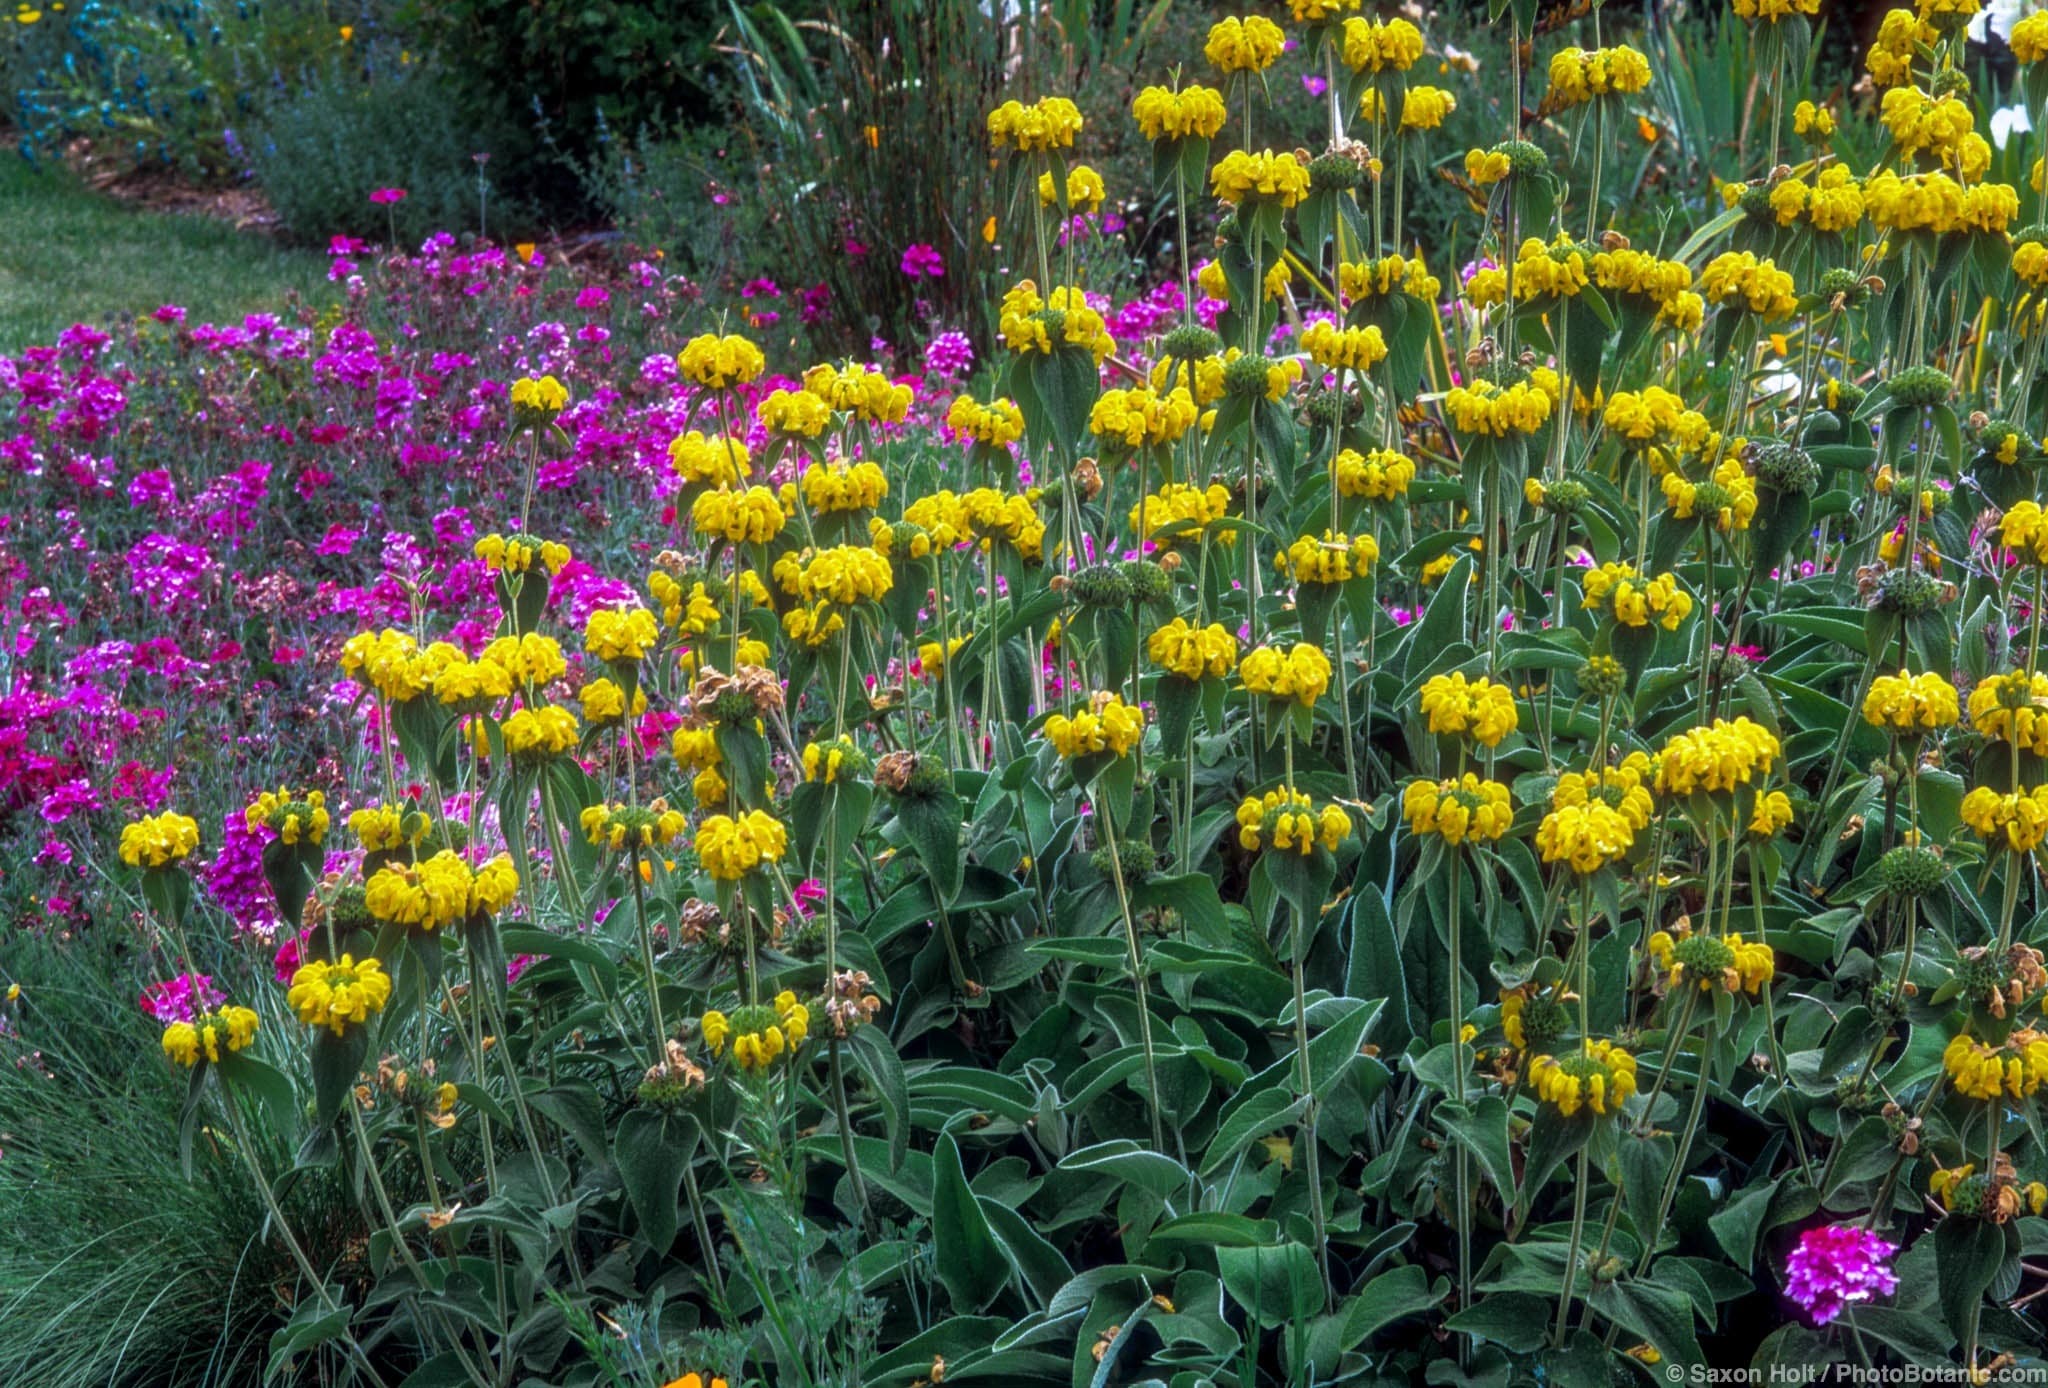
[1580,562,1693,631]
[474,532,570,575]
[1338,254,1441,304]
[482,632,569,687]
[1546,45,1651,107]
[1043,694,1146,759]
[1090,386,1199,448]
[677,333,766,388]
[509,374,568,421]
[1862,670,1959,732]
[1535,803,1635,873]
[1131,84,1228,141]
[2015,9,2048,61]
[1649,923,1776,994]
[1339,15,1424,72]
[1699,251,1798,320]
[917,635,970,678]
[695,811,789,880]
[2000,501,2048,564]
[1443,378,1552,437]
[349,804,424,852]
[1239,643,1333,707]
[1300,320,1388,371]
[1236,788,1353,854]
[986,96,1084,152]
[1551,756,1657,831]
[1960,785,2048,853]
[1130,481,1234,547]
[1945,1030,2048,1100]
[802,361,913,425]
[704,992,811,1072]
[1402,774,1513,845]
[691,485,787,545]
[669,431,753,487]
[946,395,1027,447]
[998,281,1116,363]
[245,787,330,846]
[1969,670,2048,754]
[120,813,200,869]
[288,955,393,1036]
[1332,447,1415,500]
[1530,1040,1638,1117]
[1749,790,1794,838]
[366,851,476,930]
[1592,248,1693,305]
[1038,164,1107,213]
[1653,717,1781,796]
[1209,149,1312,208]
[580,676,645,726]
[1148,618,1238,681]
[501,704,581,759]
[1418,672,1519,747]
[755,389,831,438]
[340,628,429,702]
[161,1006,259,1067]
[1275,530,1379,584]
[584,607,661,664]
[1204,15,1286,73]
[802,736,864,784]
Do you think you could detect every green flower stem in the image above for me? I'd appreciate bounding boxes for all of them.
[1283,729,1334,1309]
[1552,1143,1593,1348]
[682,1161,730,1311]
[1747,853,1816,1187]
[1617,1016,1718,1305]
[1102,807,1166,1155]
[628,847,670,1068]
[1448,842,1473,1366]
[220,1096,394,1388]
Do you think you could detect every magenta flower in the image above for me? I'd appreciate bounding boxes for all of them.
[899,243,944,279]
[139,973,226,1024]
[1784,1225,1898,1325]
[368,187,408,205]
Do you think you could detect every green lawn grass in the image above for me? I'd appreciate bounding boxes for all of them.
[0,160,334,353]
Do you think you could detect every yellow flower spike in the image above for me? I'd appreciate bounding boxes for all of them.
[287,955,393,1036]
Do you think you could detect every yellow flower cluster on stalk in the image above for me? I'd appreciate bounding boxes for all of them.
[288,955,393,1035]
[986,96,1084,152]
[1275,531,1379,584]
[696,811,789,880]
[1961,786,2048,853]
[1945,1031,2048,1101]
[121,813,201,869]
[1044,694,1146,759]
[1236,787,1353,854]
[1531,1040,1638,1117]
[1654,718,1781,796]
[1148,619,1238,680]
[1649,924,1776,994]
[1204,15,1286,73]
[1580,563,1692,631]
[162,1006,259,1066]
[1240,643,1334,706]
[1131,85,1228,141]
[1419,673,1519,747]
[1546,45,1651,105]
[1861,670,1959,732]
[703,991,810,1072]
[1403,774,1514,845]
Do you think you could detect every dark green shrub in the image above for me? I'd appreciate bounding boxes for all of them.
[252,48,531,244]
